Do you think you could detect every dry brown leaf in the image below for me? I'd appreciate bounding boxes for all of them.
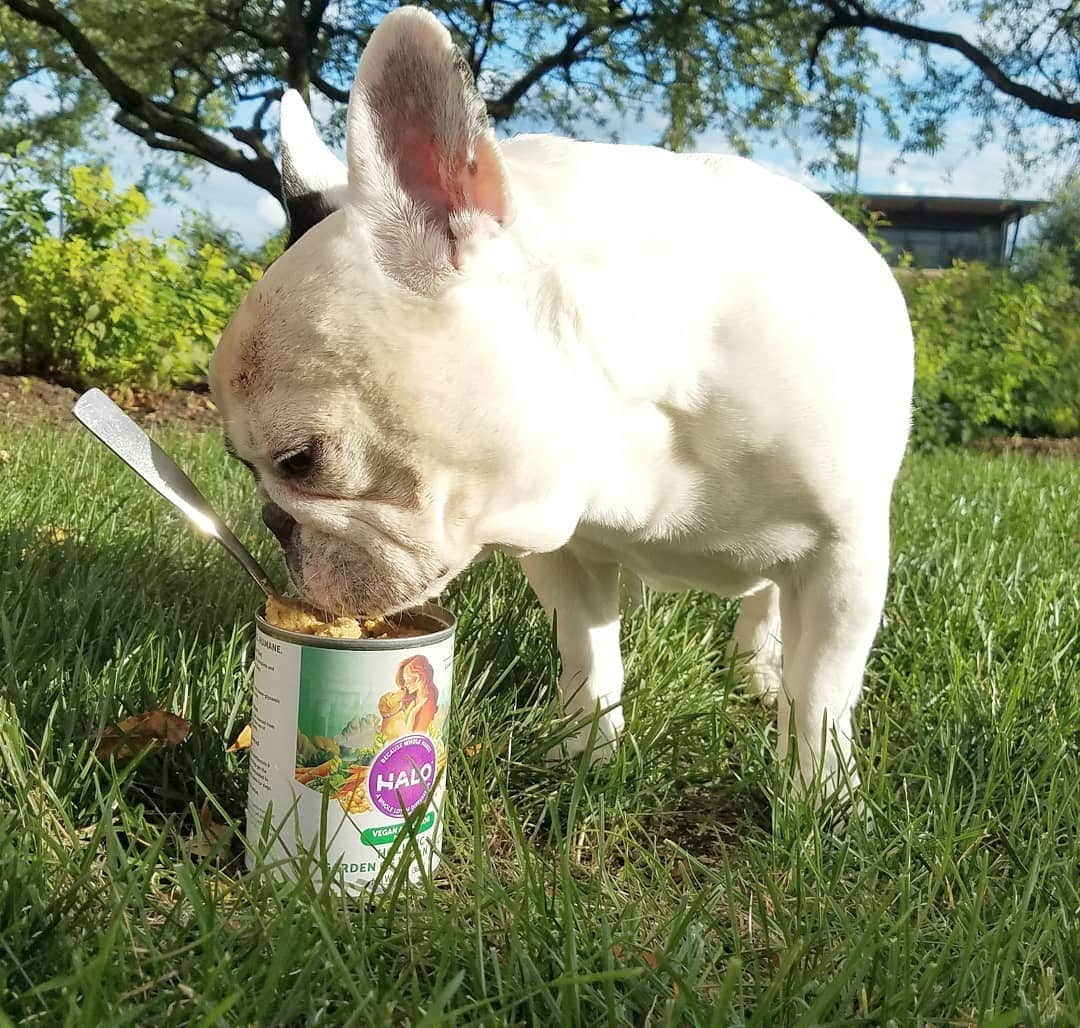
[227,723,252,752]
[611,945,624,960]
[464,742,482,758]
[96,710,190,761]
[188,800,231,860]
[643,952,659,970]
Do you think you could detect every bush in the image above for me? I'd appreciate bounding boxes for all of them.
[0,161,260,389]
[903,258,1080,448]
[1017,174,1080,287]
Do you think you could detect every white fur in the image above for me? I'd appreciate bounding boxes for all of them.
[279,90,348,196]
[210,7,913,796]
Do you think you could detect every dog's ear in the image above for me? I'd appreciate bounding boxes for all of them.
[279,90,349,247]
[345,7,513,264]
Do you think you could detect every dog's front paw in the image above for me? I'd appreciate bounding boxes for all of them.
[545,708,624,766]
[745,664,782,706]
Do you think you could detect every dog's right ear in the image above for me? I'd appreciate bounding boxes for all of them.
[279,90,349,247]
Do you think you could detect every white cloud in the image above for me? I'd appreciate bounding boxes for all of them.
[256,192,287,229]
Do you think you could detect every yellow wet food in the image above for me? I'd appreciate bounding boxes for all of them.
[264,594,368,638]
[264,595,430,639]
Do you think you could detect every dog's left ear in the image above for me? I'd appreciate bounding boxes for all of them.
[346,7,514,260]
[279,90,349,247]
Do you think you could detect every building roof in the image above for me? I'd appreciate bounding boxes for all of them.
[851,193,1046,218]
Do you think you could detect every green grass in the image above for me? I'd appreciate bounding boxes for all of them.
[1,424,1079,1026]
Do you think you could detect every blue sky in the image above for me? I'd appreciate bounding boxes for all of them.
[80,2,1076,246]
[117,108,1068,248]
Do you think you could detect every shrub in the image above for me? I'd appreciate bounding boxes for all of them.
[1017,174,1080,287]
[0,161,260,389]
[0,144,51,256]
[903,257,1080,448]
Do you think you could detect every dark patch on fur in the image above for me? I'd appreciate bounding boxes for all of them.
[284,189,338,247]
[281,150,340,247]
[230,331,266,396]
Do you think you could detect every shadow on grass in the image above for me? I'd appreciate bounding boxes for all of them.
[2,525,262,821]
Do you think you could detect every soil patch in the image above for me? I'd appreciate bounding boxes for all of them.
[0,374,220,431]
[972,436,1080,458]
[3,374,1078,458]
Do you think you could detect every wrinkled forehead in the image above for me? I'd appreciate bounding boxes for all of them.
[209,290,405,461]
[212,272,338,405]
[210,294,319,456]
[211,212,363,393]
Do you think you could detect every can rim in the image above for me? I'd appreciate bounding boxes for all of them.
[255,602,455,650]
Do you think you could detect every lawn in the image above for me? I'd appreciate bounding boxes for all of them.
[2,423,1079,1025]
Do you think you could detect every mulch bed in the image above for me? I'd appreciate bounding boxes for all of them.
[2,373,1078,456]
[971,436,1080,457]
[1,374,220,430]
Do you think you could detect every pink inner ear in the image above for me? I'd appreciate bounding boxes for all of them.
[394,123,508,228]
[396,125,449,216]
[462,136,510,225]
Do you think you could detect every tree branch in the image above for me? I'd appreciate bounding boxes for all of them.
[304,0,332,35]
[205,4,283,50]
[114,111,204,158]
[819,1,1080,121]
[231,123,273,161]
[311,70,349,103]
[470,0,497,74]
[487,8,651,121]
[1,0,283,194]
[487,20,599,120]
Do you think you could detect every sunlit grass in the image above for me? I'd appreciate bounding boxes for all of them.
[1,425,1078,1024]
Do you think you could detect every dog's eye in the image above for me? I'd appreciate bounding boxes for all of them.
[275,446,316,479]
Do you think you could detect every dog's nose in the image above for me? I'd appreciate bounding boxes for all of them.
[261,502,296,546]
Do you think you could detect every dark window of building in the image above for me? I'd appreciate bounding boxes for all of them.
[878,225,1000,268]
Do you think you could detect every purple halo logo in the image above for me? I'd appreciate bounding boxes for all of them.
[367,734,438,817]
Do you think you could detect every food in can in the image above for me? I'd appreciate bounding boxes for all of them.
[264,594,431,639]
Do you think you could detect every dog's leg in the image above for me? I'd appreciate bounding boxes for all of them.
[730,582,782,704]
[775,532,888,797]
[519,550,624,763]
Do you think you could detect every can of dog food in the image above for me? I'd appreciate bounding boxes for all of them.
[246,605,454,890]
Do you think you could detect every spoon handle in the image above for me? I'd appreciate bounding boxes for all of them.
[72,388,278,599]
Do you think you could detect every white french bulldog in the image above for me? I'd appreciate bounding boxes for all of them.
[209,6,913,793]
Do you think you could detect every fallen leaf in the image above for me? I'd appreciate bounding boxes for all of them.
[96,710,190,761]
[188,800,231,860]
[611,945,624,959]
[227,723,252,752]
[19,524,77,559]
[0,450,10,464]
[643,952,659,970]
[464,742,482,758]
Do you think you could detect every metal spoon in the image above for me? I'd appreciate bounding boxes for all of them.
[72,388,280,600]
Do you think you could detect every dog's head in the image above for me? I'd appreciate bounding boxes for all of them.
[210,7,585,614]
